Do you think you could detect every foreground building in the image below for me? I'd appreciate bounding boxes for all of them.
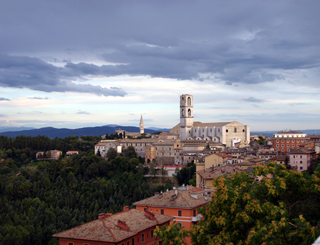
[53,207,173,245]
[134,187,211,244]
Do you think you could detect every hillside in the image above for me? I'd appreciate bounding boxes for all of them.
[0,125,169,139]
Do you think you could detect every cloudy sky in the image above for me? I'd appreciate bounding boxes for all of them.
[1,0,320,131]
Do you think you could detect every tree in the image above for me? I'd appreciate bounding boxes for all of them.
[154,222,189,245]
[150,163,157,177]
[159,163,320,245]
[107,148,117,160]
[189,163,320,245]
[123,146,137,159]
[96,149,101,157]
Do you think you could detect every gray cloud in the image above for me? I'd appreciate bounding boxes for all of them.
[0,54,127,97]
[289,103,309,106]
[77,110,91,115]
[0,114,6,117]
[1,1,320,87]
[242,97,266,103]
[0,97,10,101]
[28,96,50,100]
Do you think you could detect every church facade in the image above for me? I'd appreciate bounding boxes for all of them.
[170,94,250,147]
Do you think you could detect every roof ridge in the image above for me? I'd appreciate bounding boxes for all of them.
[101,218,117,242]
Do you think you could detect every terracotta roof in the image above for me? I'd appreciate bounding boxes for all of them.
[213,153,229,158]
[197,165,243,180]
[53,209,173,243]
[290,148,315,154]
[133,189,211,209]
[193,121,231,127]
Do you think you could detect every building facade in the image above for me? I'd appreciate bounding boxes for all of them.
[273,130,308,154]
[134,187,211,245]
[172,94,250,147]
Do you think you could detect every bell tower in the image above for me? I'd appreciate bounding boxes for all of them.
[140,115,144,134]
[180,94,193,140]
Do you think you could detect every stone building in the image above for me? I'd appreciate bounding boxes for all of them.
[171,94,250,147]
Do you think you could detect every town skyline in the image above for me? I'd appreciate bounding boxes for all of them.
[1,1,320,131]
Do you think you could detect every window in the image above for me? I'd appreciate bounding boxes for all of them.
[188,97,191,105]
[300,167,303,170]
[132,238,135,245]
[151,230,154,238]
[243,129,245,132]
[300,156,302,158]
[287,144,289,147]
[282,144,284,147]
[178,210,182,216]
[161,209,164,215]
[276,144,279,147]
[193,210,197,217]
[68,243,74,245]
[226,129,228,133]
[300,161,303,164]
[276,140,279,143]
[234,128,237,133]
[292,144,295,147]
[142,234,145,243]
[127,242,130,245]
[144,208,147,211]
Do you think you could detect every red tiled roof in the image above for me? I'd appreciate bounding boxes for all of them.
[52,209,173,243]
[133,189,211,209]
[197,165,243,180]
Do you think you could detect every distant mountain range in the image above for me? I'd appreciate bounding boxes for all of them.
[1,126,319,139]
[0,126,35,133]
[0,125,170,139]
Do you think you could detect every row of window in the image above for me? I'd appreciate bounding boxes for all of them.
[276,144,300,147]
[276,140,304,143]
[143,208,197,217]
[292,161,303,164]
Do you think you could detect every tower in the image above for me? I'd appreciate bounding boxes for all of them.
[180,94,193,140]
[140,115,144,134]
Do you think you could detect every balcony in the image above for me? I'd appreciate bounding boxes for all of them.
[191,214,203,222]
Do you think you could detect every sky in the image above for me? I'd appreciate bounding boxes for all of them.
[1,0,320,131]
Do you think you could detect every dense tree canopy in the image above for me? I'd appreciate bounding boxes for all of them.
[158,163,320,245]
[0,135,173,245]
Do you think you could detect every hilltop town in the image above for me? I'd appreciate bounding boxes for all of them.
[1,94,320,245]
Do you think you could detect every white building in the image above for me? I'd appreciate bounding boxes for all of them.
[170,94,250,148]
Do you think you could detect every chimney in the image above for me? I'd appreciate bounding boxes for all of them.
[106,213,113,217]
[98,213,107,219]
[175,189,177,195]
[123,206,129,212]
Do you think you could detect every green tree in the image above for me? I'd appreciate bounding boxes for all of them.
[107,147,117,160]
[154,222,189,245]
[190,163,320,245]
[123,146,137,159]
[158,163,320,245]
[150,163,157,177]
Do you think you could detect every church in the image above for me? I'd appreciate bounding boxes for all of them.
[170,94,250,147]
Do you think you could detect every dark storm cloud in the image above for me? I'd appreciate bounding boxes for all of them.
[0,54,126,96]
[1,1,320,85]
[242,97,266,103]
[0,98,10,101]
